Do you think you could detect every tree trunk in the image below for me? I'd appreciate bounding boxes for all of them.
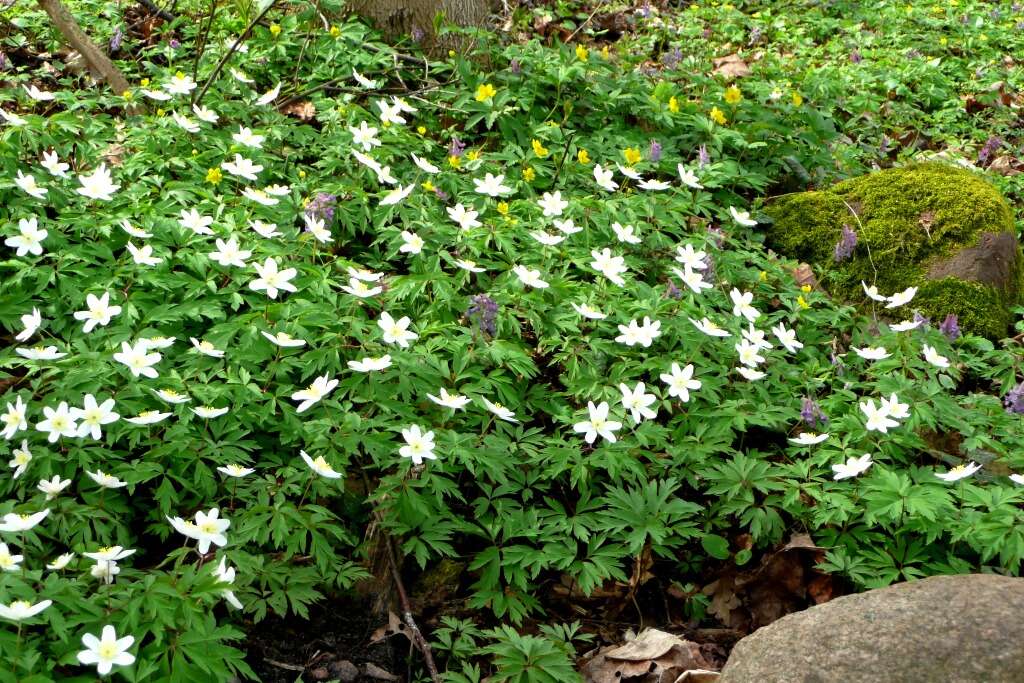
[348,0,491,47]
[35,0,131,94]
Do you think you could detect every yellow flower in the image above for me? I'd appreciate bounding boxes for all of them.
[710,107,727,125]
[140,78,150,87]
[575,44,589,62]
[206,168,222,184]
[475,83,496,102]
[792,91,804,106]
[600,45,610,60]
[939,36,948,46]
[122,90,133,100]
[531,139,549,158]
[156,108,165,117]
[191,149,198,156]
[466,150,480,161]
[759,270,768,281]
[523,167,536,182]
[668,96,679,113]
[577,149,590,164]
[417,125,427,135]
[329,25,341,37]
[797,295,809,309]
[448,155,461,168]
[623,147,642,165]
[298,170,306,179]
[724,86,742,105]
[448,49,456,57]
[269,23,281,36]
[801,284,812,293]
[421,180,435,192]
[496,201,510,215]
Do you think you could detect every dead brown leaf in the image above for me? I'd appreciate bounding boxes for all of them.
[280,99,316,121]
[369,611,405,644]
[711,53,750,79]
[581,630,711,683]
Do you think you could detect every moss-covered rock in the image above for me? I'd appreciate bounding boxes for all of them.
[764,162,1022,338]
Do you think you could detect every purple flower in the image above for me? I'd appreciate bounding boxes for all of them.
[698,144,710,168]
[637,3,652,18]
[0,50,7,71]
[433,187,449,201]
[978,136,1003,165]
[913,311,931,327]
[665,279,683,300]
[649,139,662,162]
[110,26,124,53]
[800,397,828,429]
[466,294,498,337]
[510,59,521,76]
[411,26,425,42]
[748,27,762,46]
[1005,382,1024,414]
[939,314,961,341]
[169,38,180,49]
[850,49,862,64]
[305,192,337,223]
[449,137,466,158]
[833,224,858,262]
[662,48,683,69]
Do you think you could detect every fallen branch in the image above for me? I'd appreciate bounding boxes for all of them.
[136,0,176,22]
[35,0,131,94]
[383,526,441,682]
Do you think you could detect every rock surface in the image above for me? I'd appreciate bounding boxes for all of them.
[764,163,1023,338]
[718,574,1024,683]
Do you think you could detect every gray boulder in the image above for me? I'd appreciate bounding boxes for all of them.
[719,574,1024,683]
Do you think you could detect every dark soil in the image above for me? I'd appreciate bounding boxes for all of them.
[245,595,407,683]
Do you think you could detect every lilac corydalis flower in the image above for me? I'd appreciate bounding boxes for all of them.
[466,294,498,337]
[649,140,662,162]
[665,280,683,300]
[1005,382,1024,414]
[169,38,181,49]
[305,192,337,223]
[449,137,466,159]
[110,26,124,52]
[978,136,1003,165]
[833,224,857,262]
[510,59,521,76]
[850,49,862,64]
[939,314,961,341]
[662,48,683,69]
[913,311,931,327]
[698,144,710,168]
[800,397,828,429]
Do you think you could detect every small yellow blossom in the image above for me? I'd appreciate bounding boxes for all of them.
[801,284,812,293]
[298,170,306,178]
[191,149,198,156]
[710,107,727,125]
[329,25,341,37]
[940,36,948,46]
[523,167,536,182]
[797,295,810,309]
[623,147,642,165]
[601,45,610,60]
[497,201,510,215]
[575,44,589,62]
[421,180,435,192]
[206,168,222,184]
[792,91,804,106]
[577,149,590,164]
[122,90,133,100]
[448,155,461,168]
[466,150,480,162]
[448,49,456,57]
[417,125,427,135]
[269,23,281,36]
[668,96,679,113]
[156,108,165,117]
[724,86,743,105]
[531,139,549,158]
[140,78,150,87]
[759,270,768,281]
[475,83,496,102]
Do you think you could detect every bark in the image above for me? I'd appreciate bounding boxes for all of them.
[348,0,491,46]
[35,0,131,94]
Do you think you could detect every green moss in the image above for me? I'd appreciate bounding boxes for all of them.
[764,162,1021,338]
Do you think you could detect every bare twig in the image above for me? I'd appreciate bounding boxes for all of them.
[35,0,131,94]
[264,658,305,672]
[136,0,176,21]
[382,527,441,682]
[192,0,278,106]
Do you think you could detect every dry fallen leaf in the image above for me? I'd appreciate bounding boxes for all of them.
[712,53,750,79]
[582,629,711,683]
[369,611,405,643]
[280,100,316,121]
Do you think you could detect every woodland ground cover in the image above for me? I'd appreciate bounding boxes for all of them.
[1,0,1024,680]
